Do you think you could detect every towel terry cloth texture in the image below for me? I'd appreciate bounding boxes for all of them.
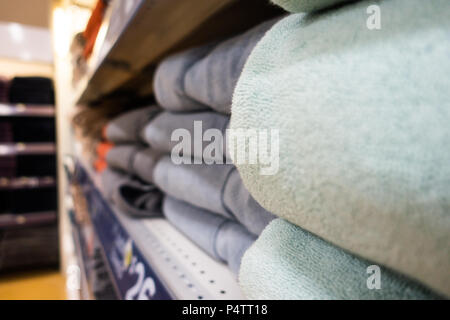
[231,0,450,296]
[163,196,256,275]
[153,156,275,236]
[239,219,442,300]
[153,18,280,115]
[100,168,162,218]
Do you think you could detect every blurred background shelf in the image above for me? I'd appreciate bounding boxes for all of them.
[0,212,57,229]
[0,104,55,117]
[0,143,56,156]
[0,176,56,190]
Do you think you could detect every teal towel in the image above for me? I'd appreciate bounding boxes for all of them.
[231,0,450,296]
[239,219,441,300]
[272,0,354,13]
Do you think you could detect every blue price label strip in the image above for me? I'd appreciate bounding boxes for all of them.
[75,163,172,300]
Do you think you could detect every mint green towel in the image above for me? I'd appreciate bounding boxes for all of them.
[231,0,450,296]
[272,0,353,13]
[239,219,441,300]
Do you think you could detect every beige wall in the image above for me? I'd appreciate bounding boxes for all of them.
[0,0,54,78]
[0,0,52,28]
[0,57,53,78]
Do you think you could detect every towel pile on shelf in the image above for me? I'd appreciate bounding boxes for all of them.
[100,105,273,274]
[96,19,287,275]
[231,0,450,299]
[75,0,449,299]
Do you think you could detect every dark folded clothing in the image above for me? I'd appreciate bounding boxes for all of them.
[0,188,57,214]
[100,168,162,218]
[8,77,55,105]
[0,224,59,272]
[154,156,275,235]
[163,196,256,275]
[0,122,13,143]
[0,77,9,103]
[0,156,16,178]
[0,118,55,143]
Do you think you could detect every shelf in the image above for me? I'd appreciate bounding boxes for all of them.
[0,143,56,156]
[74,160,244,300]
[0,211,57,229]
[73,0,282,104]
[0,104,55,117]
[0,177,56,190]
[70,217,94,300]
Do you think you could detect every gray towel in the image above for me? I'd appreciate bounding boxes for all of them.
[154,45,215,113]
[163,196,256,275]
[231,0,450,296]
[154,19,279,114]
[100,168,162,218]
[106,145,163,183]
[153,156,275,235]
[141,111,230,163]
[105,106,160,144]
[240,219,441,300]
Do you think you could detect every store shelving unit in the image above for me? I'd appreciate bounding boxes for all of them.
[0,103,55,117]
[55,0,283,300]
[0,143,56,156]
[72,160,243,300]
[0,101,59,273]
[0,176,56,190]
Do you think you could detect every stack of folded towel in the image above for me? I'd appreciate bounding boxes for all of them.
[83,0,449,298]
[231,0,449,299]
[97,19,284,275]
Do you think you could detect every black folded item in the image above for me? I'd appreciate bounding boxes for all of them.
[8,77,55,105]
[15,155,57,177]
[0,122,13,143]
[0,156,16,178]
[0,117,55,143]
[0,77,9,103]
[0,187,57,214]
[100,168,162,218]
[0,224,59,272]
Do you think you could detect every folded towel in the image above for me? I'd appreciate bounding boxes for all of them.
[154,45,215,113]
[239,219,442,300]
[105,106,160,144]
[154,19,278,114]
[183,18,280,114]
[100,168,162,218]
[154,156,275,235]
[105,145,162,183]
[272,0,354,12]
[231,0,450,296]
[141,111,229,162]
[163,196,256,275]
